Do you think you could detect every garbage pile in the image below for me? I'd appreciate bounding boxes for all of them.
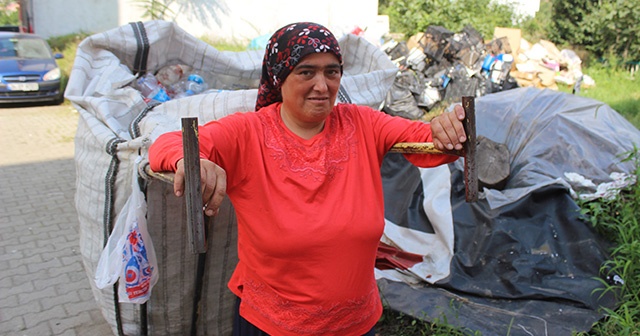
[380,25,511,120]
[514,36,595,94]
[380,25,594,120]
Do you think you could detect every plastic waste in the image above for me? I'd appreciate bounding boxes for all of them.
[172,73,209,99]
[489,54,513,84]
[560,49,582,67]
[417,86,441,109]
[135,73,171,103]
[482,54,498,72]
[156,64,186,88]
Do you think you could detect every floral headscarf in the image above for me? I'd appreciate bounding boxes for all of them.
[255,22,343,111]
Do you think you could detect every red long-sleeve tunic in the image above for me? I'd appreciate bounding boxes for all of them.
[149,103,456,335]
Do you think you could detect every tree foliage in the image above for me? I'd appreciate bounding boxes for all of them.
[132,0,174,20]
[545,0,639,62]
[0,0,16,8]
[547,0,594,46]
[0,10,18,25]
[582,0,640,61]
[518,0,553,42]
[379,0,518,40]
[0,0,18,26]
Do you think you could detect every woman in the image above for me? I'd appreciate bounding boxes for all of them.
[149,22,467,336]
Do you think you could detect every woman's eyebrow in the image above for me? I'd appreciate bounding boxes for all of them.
[295,63,341,70]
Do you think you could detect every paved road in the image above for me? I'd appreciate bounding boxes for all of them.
[0,104,112,335]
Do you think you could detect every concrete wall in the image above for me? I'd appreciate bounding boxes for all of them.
[31,0,120,37]
[29,0,384,44]
[166,0,382,43]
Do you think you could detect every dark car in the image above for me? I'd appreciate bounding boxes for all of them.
[0,32,64,105]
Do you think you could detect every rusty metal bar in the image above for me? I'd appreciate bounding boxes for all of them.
[462,96,477,202]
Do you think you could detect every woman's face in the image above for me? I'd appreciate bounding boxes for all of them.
[280,53,342,126]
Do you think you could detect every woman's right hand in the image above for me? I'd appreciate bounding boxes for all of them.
[174,158,227,217]
[430,104,467,151]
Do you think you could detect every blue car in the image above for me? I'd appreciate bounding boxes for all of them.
[0,32,64,104]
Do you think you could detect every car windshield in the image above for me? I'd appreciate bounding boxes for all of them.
[0,37,53,59]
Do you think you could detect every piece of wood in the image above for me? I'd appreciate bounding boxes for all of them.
[476,135,510,190]
[462,96,477,202]
[388,142,463,156]
[493,27,521,55]
[182,117,207,254]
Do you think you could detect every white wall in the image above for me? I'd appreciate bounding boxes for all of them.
[495,0,540,19]
[118,0,146,28]
[168,0,382,43]
[30,0,383,44]
[32,0,120,37]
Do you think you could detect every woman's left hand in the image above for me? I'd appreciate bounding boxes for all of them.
[430,104,467,151]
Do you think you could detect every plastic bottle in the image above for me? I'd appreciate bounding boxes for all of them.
[482,54,497,73]
[136,73,171,103]
[185,74,207,95]
[490,54,513,84]
[172,74,208,99]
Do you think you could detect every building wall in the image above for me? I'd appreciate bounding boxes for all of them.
[30,0,383,44]
[495,0,540,18]
[165,0,381,42]
[31,0,120,37]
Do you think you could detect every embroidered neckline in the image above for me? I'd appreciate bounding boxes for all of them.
[259,104,358,181]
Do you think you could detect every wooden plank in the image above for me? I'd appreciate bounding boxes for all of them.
[182,117,207,254]
[389,142,464,156]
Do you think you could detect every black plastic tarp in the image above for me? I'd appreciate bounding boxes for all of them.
[378,87,640,335]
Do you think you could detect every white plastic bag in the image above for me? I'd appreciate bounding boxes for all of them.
[95,156,158,303]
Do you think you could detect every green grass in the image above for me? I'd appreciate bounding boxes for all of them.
[557,64,640,129]
[48,33,91,105]
[576,148,640,335]
[375,308,482,336]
